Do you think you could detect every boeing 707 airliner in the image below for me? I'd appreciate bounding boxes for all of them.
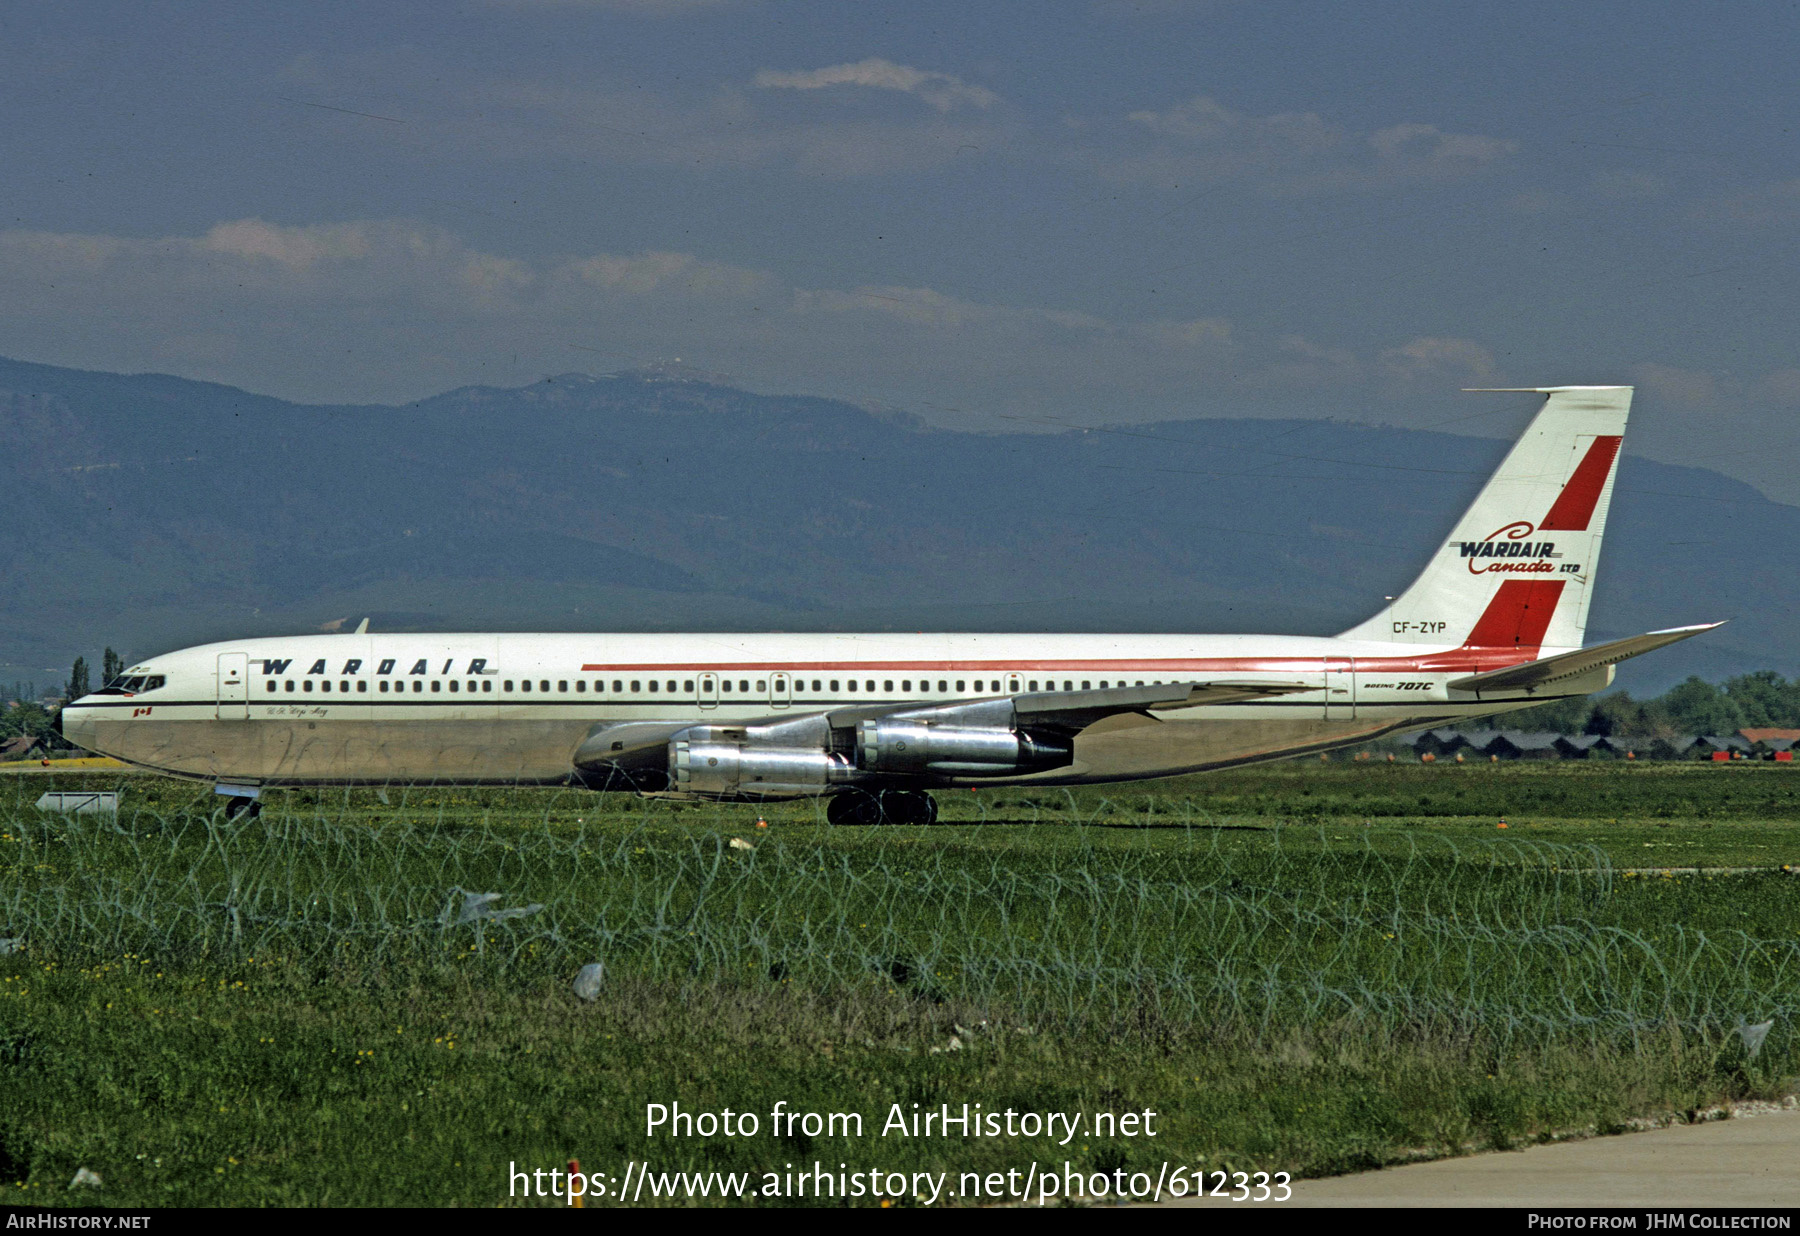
[59,386,1718,825]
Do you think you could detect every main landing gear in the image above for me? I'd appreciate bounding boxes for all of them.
[825,789,938,827]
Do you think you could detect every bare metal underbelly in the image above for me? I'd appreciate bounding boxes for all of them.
[83,703,1494,788]
[87,718,596,786]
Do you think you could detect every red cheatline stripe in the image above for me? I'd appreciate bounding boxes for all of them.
[578,653,1551,675]
[1539,435,1622,531]
[1463,579,1565,650]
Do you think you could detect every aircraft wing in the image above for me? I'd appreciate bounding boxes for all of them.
[823,678,1316,733]
[1446,622,1725,697]
[576,679,1317,771]
[1009,679,1315,728]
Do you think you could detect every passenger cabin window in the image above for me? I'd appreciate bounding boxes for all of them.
[540,680,550,692]
[613,680,624,693]
[431,681,441,692]
[449,681,458,693]
[481,681,491,693]
[684,680,694,693]
[847,680,857,693]
[722,680,732,692]
[412,681,422,693]
[956,680,966,692]
[522,680,531,693]
[648,680,659,693]
[266,682,276,692]
[1028,680,1038,691]
[357,681,367,693]
[285,681,295,693]
[321,681,330,693]
[576,680,585,693]
[901,679,911,692]
[558,681,567,693]
[303,681,313,693]
[631,681,641,693]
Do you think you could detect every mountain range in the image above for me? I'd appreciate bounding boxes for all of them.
[1,355,1788,694]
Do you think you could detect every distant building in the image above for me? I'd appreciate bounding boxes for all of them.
[0,735,46,760]
[1741,728,1800,755]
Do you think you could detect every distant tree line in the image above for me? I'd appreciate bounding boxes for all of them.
[1461,671,1800,738]
[1,648,125,751]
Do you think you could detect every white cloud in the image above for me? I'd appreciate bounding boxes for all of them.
[754,58,999,113]
[0,217,1574,447]
[483,0,736,13]
[1761,369,1800,405]
[1367,122,1516,167]
[1379,336,1497,385]
[1692,178,1800,227]
[0,218,1260,408]
[1094,95,1517,194]
[1632,361,1722,410]
[292,70,1017,179]
[200,219,375,270]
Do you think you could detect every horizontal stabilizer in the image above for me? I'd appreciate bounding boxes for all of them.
[1447,622,1725,696]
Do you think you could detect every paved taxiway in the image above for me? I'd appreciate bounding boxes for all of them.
[1167,1106,1800,1207]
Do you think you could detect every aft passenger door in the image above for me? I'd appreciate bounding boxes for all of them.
[217,652,249,721]
[697,673,719,710]
[770,673,791,709]
[1324,657,1355,721]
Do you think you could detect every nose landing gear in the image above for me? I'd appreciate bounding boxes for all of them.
[221,796,262,820]
[825,789,938,827]
[215,785,263,820]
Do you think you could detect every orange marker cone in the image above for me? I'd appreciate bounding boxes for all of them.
[755,817,768,829]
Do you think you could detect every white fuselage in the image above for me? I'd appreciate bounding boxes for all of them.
[60,630,1590,791]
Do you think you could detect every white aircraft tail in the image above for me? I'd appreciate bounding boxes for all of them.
[1340,386,1631,652]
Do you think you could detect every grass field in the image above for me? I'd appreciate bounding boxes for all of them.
[3,762,1798,1206]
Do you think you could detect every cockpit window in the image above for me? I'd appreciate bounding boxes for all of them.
[95,675,165,695]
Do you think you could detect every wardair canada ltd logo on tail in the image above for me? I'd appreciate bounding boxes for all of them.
[1455,521,1563,575]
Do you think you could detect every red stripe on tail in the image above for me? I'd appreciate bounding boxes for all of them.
[1465,579,1566,650]
[1539,435,1622,531]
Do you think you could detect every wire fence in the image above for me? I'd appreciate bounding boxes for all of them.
[1,779,1794,1057]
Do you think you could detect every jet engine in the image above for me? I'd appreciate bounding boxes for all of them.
[671,737,858,798]
[856,718,1071,777]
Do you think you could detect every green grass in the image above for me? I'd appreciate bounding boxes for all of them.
[2,763,1799,1206]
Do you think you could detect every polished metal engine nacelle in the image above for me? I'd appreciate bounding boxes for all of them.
[670,735,857,799]
[856,718,1072,777]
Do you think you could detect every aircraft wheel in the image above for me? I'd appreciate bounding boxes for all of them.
[826,790,883,826]
[221,796,261,821]
[827,789,936,825]
[883,790,937,826]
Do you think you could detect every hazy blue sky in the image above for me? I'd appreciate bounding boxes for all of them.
[4,1,1799,497]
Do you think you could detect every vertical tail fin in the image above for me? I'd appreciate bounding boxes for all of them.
[1340,386,1631,652]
